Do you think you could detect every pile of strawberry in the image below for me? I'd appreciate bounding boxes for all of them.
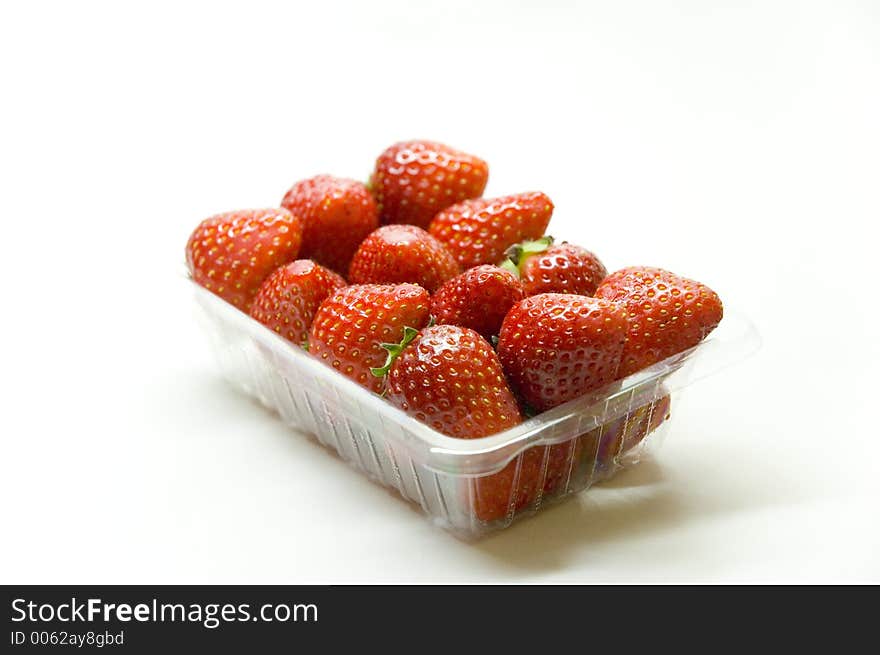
[186,140,723,521]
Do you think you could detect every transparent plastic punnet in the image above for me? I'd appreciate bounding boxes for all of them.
[190,279,759,538]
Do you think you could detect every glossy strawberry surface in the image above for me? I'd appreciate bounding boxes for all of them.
[385,325,522,438]
[595,266,723,378]
[498,293,628,412]
[249,260,346,347]
[516,241,607,296]
[347,224,460,293]
[186,208,303,310]
[429,192,553,269]
[430,265,524,340]
[281,175,378,274]
[309,283,430,393]
[370,140,488,228]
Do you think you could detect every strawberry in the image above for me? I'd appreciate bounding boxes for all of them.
[485,293,629,522]
[347,224,460,293]
[280,175,379,274]
[497,294,628,412]
[430,265,524,340]
[594,267,723,378]
[249,260,346,347]
[428,192,554,269]
[379,323,549,523]
[369,140,489,228]
[379,323,556,523]
[309,283,430,393]
[186,208,304,310]
[594,394,671,476]
[472,441,582,523]
[502,237,607,297]
[476,392,670,522]
[383,325,522,438]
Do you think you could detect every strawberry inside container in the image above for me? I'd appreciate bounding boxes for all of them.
[188,278,760,539]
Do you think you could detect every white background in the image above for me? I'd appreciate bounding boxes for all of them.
[1,0,878,583]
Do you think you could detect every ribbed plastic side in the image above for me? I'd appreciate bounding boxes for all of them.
[192,286,694,539]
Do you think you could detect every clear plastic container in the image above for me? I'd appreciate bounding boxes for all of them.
[189,279,760,538]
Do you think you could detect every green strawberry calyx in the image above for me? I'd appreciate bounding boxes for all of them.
[521,402,539,419]
[370,325,421,378]
[500,236,554,277]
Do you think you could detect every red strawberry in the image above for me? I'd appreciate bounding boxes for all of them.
[249,260,346,347]
[430,265,524,340]
[497,294,628,412]
[379,321,591,523]
[594,394,671,476]
[186,208,304,310]
[347,224,460,293]
[384,325,522,438]
[594,267,723,378]
[502,237,607,297]
[472,440,582,523]
[370,140,489,228]
[428,192,554,269]
[380,323,560,524]
[280,175,379,274]
[309,283,430,393]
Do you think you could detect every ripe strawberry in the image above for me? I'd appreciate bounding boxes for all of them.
[472,440,582,523]
[379,323,560,524]
[378,322,554,523]
[594,394,671,476]
[497,294,628,412]
[347,224,460,293]
[480,369,673,525]
[594,266,723,378]
[249,260,346,347]
[383,325,522,438]
[280,175,379,274]
[428,192,554,269]
[309,284,430,393]
[430,265,524,340]
[502,237,607,297]
[370,140,489,228]
[186,208,304,310]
